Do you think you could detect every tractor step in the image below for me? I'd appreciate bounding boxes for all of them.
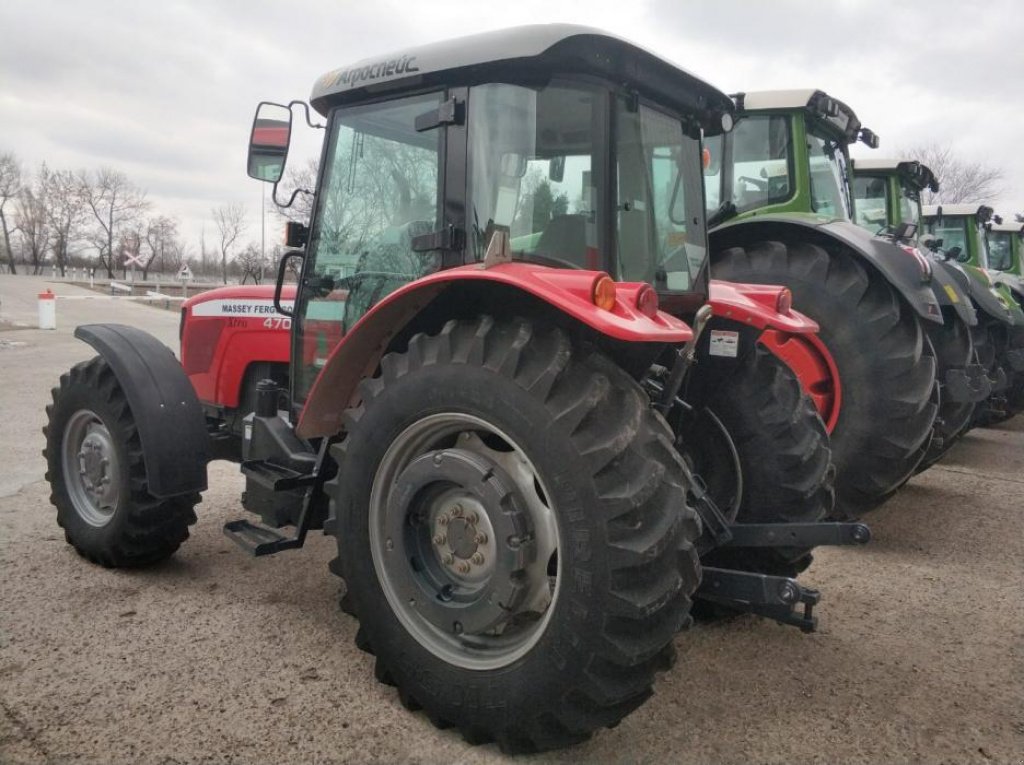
[223,519,304,556]
[240,459,317,492]
[696,567,820,632]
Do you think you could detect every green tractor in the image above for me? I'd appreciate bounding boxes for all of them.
[922,204,1024,421]
[702,90,975,518]
[986,219,1024,303]
[850,159,996,464]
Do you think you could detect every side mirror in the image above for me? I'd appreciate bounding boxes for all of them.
[549,156,566,183]
[946,245,964,262]
[248,102,293,183]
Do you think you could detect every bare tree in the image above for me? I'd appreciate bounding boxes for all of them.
[14,172,49,275]
[0,152,22,274]
[236,241,268,284]
[212,203,246,284]
[142,215,178,279]
[906,143,1006,206]
[79,168,149,278]
[41,166,87,277]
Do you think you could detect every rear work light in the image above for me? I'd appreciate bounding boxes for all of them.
[592,274,617,311]
[636,285,659,317]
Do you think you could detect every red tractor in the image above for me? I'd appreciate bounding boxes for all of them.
[44,26,866,752]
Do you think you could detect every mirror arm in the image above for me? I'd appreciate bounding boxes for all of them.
[288,100,325,130]
[271,184,315,210]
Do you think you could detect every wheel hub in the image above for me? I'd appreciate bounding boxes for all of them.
[369,413,560,670]
[62,409,120,527]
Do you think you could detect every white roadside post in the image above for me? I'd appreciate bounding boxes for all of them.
[38,289,57,330]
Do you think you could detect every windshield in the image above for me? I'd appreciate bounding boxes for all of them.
[708,115,792,214]
[987,231,1014,271]
[468,83,603,267]
[852,175,888,231]
[806,121,852,219]
[927,216,970,262]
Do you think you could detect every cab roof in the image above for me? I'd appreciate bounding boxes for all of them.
[852,158,939,193]
[923,203,994,221]
[989,221,1024,235]
[732,88,864,144]
[310,24,734,133]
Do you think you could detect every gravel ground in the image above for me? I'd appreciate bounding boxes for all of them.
[1,274,1022,764]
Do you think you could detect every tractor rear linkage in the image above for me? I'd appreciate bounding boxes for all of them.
[223,380,871,634]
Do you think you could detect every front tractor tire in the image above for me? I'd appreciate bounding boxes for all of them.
[714,240,938,519]
[326,317,701,753]
[44,357,199,567]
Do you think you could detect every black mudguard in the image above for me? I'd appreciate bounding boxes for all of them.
[75,324,209,498]
[961,273,1018,326]
[929,259,977,327]
[711,216,943,324]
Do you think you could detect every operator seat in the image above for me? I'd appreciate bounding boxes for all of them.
[534,214,591,268]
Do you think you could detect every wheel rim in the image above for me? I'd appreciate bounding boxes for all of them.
[369,412,560,671]
[61,409,121,527]
[760,330,842,433]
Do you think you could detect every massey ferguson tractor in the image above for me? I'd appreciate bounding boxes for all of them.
[922,204,1024,423]
[850,158,993,467]
[702,90,984,518]
[43,26,867,753]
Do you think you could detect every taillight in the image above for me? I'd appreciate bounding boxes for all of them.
[776,288,793,315]
[636,285,659,317]
[592,274,616,311]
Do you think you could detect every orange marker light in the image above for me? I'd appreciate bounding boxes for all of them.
[702,147,711,170]
[592,275,617,311]
[636,285,659,317]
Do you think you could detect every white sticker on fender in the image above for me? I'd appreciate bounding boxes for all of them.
[708,330,739,358]
[190,299,294,317]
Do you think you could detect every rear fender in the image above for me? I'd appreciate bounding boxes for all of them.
[708,280,818,333]
[929,259,977,327]
[296,262,691,438]
[711,216,943,324]
[74,324,208,498]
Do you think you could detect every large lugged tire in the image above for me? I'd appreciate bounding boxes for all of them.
[326,317,701,754]
[714,241,937,519]
[691,344,833,578]
[915,318,975,471]
[44,357,199,567]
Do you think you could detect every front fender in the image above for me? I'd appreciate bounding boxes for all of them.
[74,324,208,498]
[709,280,818,333]
[296,263,691,438]
[712,216,943,324]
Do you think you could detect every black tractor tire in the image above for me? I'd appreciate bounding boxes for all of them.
[915,319,976,472]
[972,322,1024,427]
[691,344,833,579]
[44,357,199,567]
[325,317,701,754]
[714,240,938,520]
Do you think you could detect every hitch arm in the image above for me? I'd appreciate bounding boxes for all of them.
[697,568,821,633]
[719,522,871,548]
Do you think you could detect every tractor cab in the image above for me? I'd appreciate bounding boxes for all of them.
[704,89,877,224]
[249,25,733,406]
[851,158,938,237]
[922,203,995,266]
[985,221,1024,275]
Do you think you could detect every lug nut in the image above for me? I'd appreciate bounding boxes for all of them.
[456,561,471,574]
[470,552,485,566]
[437,514,449,527]
[473,532,487,545]
[451,504,463,517]
[465,511,479,525]
[442,553,454,565]
[432,534,446,546]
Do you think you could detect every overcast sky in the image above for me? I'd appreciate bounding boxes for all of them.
[2,0,1021,258]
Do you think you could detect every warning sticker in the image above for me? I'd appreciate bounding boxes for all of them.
[708,330,739,358]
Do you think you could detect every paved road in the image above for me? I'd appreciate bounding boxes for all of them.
[1,273,1021,764]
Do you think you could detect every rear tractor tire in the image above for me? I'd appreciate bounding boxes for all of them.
[684,344,834,579]
[326,317,701,753]
[44,357,199,567]
[714,240,938,519]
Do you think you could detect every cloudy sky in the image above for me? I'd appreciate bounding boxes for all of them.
[2,0,1021,258]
